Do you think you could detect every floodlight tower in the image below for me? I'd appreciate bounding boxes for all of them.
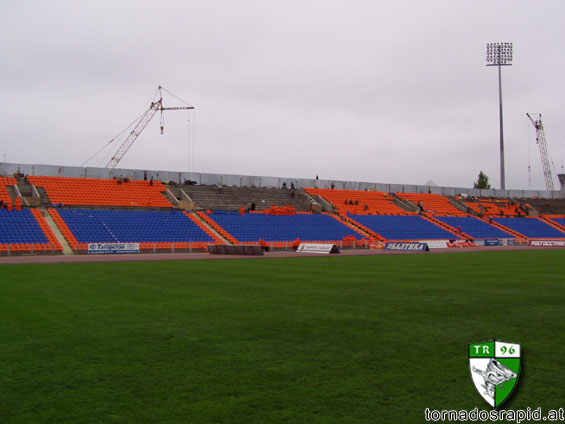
[486,42,513,190]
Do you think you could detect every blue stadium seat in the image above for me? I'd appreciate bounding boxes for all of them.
[0,209,49,244]
[207,212,362,242]
[435,216,513,239]
[348,214,460,240]
[549,217,565,228]
[57,209,214,243]
[492,217,565,238]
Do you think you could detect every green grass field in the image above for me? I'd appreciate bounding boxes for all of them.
[1,250,564,423]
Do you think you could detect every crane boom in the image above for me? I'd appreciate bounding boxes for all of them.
[526,113,555,191]
[105,86,194,169]
[106,100,162,169]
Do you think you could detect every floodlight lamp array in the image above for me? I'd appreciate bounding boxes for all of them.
[486,42,513,65]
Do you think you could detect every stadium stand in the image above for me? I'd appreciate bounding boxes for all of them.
[305,188,412,215]
[0,208,62,253]
[492,217,565,239]
[179,185,313,212]
[203,211,366,245]
[0,177,17,209]
[517,198,565,216]
[28,176,172,208]
[346,214,462,241]
[547,217,565,229]
[435,216,515,239]
[51,208,217,251]
[463,199,527,217]
[395,193,464,216]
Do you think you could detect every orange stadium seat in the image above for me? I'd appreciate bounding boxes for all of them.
[395,192,465,216]
[0,177,17,208]
[28,176,172,208]
[305,188,413,215]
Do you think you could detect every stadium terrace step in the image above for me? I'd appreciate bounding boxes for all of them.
[181,185,313,212]
[524,198,565,215]
[39,208,73,255]
[183,211,226,245]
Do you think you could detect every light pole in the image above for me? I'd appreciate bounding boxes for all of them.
[486,42,512,191]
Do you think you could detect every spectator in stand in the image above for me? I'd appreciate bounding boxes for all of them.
[144,170,148,181]
[282,182,287,189]
[149,176,154,186]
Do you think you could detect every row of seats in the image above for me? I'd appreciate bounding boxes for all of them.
[0,208,62,252]
[491,217,565,238]
[549,217,565,228]
[28,176,171,208]
[435,216,514,239]
[348,214,461,241]
[206,211,364,243]
[56,209,215,244]
[464,199,527,217]
[306,188,412,215]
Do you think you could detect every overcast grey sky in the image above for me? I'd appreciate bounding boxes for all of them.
[1,0,564,189]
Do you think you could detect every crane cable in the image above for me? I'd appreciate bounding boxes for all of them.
[81,87,162,167]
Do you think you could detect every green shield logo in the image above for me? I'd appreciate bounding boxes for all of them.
[469,340,521,408]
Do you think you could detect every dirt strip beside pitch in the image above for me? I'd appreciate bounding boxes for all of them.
[0,244,560,265]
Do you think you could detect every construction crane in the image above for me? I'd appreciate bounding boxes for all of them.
[526,113,555,191]
[106,86,194,169]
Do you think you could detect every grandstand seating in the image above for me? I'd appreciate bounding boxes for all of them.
[0,208,62,252]
[306,188,412,215]
[347,214,461,241]
[0,177,17,209]
[548,217,565,228]
[492,217,565,239]
[205,211,365,244]
[28,176,171,208]
[53,208,217,250]
[435,216,514,239]
[395,193,464,216]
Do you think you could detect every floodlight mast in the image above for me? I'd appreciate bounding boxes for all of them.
[486,42,513,191]
[106,86,194,169]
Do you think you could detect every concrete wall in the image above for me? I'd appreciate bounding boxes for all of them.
[3,161,565,199]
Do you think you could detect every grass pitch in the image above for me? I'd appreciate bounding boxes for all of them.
[1,250,564,423]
